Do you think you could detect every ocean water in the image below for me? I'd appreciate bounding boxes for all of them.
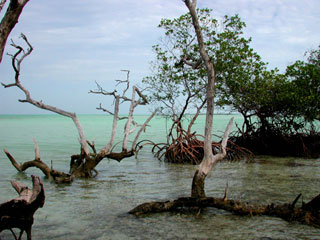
[0,114,319,240]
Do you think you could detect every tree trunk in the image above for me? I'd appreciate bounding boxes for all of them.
[0,175,45,240]
[129,194,320,228]
[191,170,206,198]
[191,118,233,197]
[184,0,234,198]
[0,0,30,63]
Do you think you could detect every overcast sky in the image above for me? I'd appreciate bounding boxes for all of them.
[0,0,319,114]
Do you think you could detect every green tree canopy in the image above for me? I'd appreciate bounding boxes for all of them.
[285,46,320,123]
[144,8,320,157]
[143,8,266,126]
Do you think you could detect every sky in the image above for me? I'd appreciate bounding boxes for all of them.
[0,0,319,115]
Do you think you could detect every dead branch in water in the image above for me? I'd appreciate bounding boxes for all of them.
[0,175,45,240]
[129,193,320,228]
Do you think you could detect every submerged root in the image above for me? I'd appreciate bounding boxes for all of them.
[151,129,253,164]
[231,130,320,158]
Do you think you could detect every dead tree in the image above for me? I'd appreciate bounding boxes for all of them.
[2,34,156,182]
[0,175,45,240]
[129,0,320,229]
[0,0,30,63]
[89,70,157,161]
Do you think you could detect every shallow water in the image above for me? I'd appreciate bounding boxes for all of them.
[0,115,319,239]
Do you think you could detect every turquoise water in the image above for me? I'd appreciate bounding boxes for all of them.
[0,114,319,239]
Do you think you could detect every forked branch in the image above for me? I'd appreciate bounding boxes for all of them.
[0,0,30,63]
[90,70,156,156]
[1,34,90,156]
[3,140,73,183]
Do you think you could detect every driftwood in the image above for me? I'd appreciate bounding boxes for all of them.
[0,175,45,240]
[129,193,320,228]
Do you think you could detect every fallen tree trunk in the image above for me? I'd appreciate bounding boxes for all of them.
[0,175,45,240]
[129,193,320,228]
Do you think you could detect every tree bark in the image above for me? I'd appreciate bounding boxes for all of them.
[122,86,137,152]
[129,194,320,228]
[184,0,234,197]
[0,0,30,63]
[0,0,7,13]
[132,110,157,150]
[4,140,73,184]
[0,175,45,240]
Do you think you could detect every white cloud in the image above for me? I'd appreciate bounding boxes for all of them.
[1,0,320,114]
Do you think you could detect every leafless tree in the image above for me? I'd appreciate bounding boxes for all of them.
[2,34,157,182]
[0,0,30,63]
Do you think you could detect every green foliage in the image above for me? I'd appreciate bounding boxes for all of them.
[144,8,319,140]
[240,45,320,135]
[285,46,320,123]
[143,8,262,121]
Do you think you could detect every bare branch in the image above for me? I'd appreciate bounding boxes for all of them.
[135,87,148,105]
[4,147,73,183]
[96,103,128,120]
[185,0,232,198]
[128,120,138,134]
[99,95,121,155]
[0,0,30,63]
[132,109,158,150]
[10,180,26,195]
[96,103,114,115]
[2,35,90,156]
[4,148,51,178]
[122,86,137,151]
[223,181,229,201]
[199,117,234,175]
[3,148,21,172]
[33,138,40,161]
[116,69,130,96]
[87,140,96,154]
[0,0,7,13]
[89,81,117,96]
[183,55,202,69]
[184,0,197,9]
